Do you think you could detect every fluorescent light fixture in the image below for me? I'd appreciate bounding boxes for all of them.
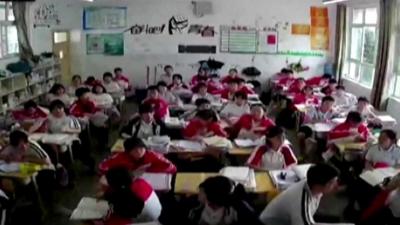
[323,0,348,5]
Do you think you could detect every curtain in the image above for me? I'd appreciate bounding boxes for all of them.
[334,4,347,83]
[12,2,34,61]
[370,0,397,109]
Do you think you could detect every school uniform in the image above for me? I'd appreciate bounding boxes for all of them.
[239,86,255,95]
[221,75,239,84]
[183,119,227,139]
[168,83,189,91]
[220,102,250,118]
[0,141,51,165]
[98,150,177,174]
[90,93,114,108]
[350,105,376,121]
[143,97,169,121]
[292,93,319,105]
[70,99,108,127]
[247,144,297,170]
[306,76,327,87]
[304,107,337,123]
[115,75,130,90]
[47,114,81,134]
[277,76,295,87]
[191,93,215,103]
[365,144,400,168]
[0,189,10,225]
[321,86,335,96]
[207,81,224,94]
[287,81,303,94]
[160,91,181,106]
[11,108,47,121]
[220,89,235,101]
[191,75,208,86]
[259,180,322,225]
[232,114,275,139]
[332,92,355,108]
[103,81,123,94]
[120,117,161,139]
[328,121,370,141]
[46,94,73,107]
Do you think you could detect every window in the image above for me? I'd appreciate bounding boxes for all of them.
[343,7,379,87]
[0,2,18,58]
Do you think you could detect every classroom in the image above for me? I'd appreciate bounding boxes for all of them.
[0,0,399,224]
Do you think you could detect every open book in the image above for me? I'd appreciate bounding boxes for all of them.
[360,167,399,186]
[141,173,172,191]
[269,164,313,190]
[70,197,109,220]
[234,138,263,148]
[220,166,256,190]
[203,136,233,149]
[171,140,204,152]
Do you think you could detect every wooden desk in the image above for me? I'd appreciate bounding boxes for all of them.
[174,172,277,195]
[335,142,367,153]
[111,139,124,153]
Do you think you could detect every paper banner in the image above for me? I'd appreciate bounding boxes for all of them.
[310,7,328,18]
[310,27,329,50]
[291,24,311,35]
[311,18,329,27]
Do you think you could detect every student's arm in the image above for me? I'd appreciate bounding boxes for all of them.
[23,156,48,165]
[146,151,177,174]
[246,147,264,170]
[28,118,47,133]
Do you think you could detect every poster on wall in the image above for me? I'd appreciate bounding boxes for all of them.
[291,24,311,35]
[33,3,60,28]
[86,33,124,55]
[258,31,278,53]
[86,34,104,54]
[83,7,127,30]
[310,6,329,50]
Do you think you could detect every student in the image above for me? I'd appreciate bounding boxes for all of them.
[68,74,84,96]
[120,103,162,139]
[47,83,73,107]
[47,100,81,134]
[192,82,215,103]
[183,109,227,140]
[247,126,297,170]
[232,104,275,139]
[70,87,102,121]
[188,176,262,225]
[181,98,212,121]
[321,78,337,96]
[365,129,400,169]
[220,79,240,100]
[332,85,355,108]
[304,96,337,123]
[351,97,378,122]
[84,76,100,87]
[98,137,176,174]
[90,84,114,109]
[168,74,190,91]
[114,67,131,91]
[292,86,319,105]
[103,72,123,96]
[207,74,224,94]
[143,85,169,121]
[220,92,250,119]
[11,100,48,133]
[159,65,174,84]
[102,167,161,224]
[306,73,332,87]
[276,69,295,87]
[237,78,255,95]
[191,67,209,87]
[287,78,306,94]
[221,68,240,84]
[157,81,182,107]
[328,111,370,142]
[259,163,339,225]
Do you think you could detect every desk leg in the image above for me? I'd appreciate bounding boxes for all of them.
[32,175,46,215]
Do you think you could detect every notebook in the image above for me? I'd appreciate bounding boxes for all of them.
[220,166,256,190]
[269,164,313,190]
[360,168,399,186]
[70,197,109,220]
[234,138,263,148]
[203,136,233,149]
[171,140,204,152]
[164,117,186,128]
[141,173,172,191]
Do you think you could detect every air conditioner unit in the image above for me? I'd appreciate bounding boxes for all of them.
[192,1,213,17]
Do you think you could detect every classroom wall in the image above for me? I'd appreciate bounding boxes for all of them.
[27,0,336,86]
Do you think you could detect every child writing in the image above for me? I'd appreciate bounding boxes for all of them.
[114,67,131,91]
[292,86,319,105]
[47,83,73,107]
[365,129,400,169]
[183,109,227,140]
[103,72,123,97]
[221,68,240,84]
[304,96,337,123]
[143,86,169,121]
[220,80,240,100]
[220,92,250,122]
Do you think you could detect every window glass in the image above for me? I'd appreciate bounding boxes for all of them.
[362,27,377,64]
[365,8,378,24]
[353,9,364,24]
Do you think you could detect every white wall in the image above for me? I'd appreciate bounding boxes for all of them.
[28,0,336,86]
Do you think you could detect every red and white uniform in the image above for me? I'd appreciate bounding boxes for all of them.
[183,119,227,139]
[219,88,236,100]
[221,75,239,84]
[292,93,319,105]
[277,76,296,87]
[98,150,177,174]
[328,122,370,142]
[287,80,304,94]
[232,114,275,138]
[306,76,327,87]
[190,75,208,87]
[69,100,100,118]
[239,86,255,95]
[142,97,169,121]
[12,108,47,121]
[115,74,131,90]
[207,81,224,94]
[247,144,297,170]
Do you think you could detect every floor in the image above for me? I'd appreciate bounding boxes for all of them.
[42,99,350,225]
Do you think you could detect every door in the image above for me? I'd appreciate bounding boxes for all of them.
[52,31,71,84]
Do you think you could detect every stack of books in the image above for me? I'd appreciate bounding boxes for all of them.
[220,166,256,190]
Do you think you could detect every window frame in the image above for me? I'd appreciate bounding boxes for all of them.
[0,2,18,59]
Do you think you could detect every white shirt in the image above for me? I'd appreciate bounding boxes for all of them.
[305,106,336,123]
[260,180,322,225]
[136,121,156,139]
[220,102,250,118]
[160,91,181,106]
[47,114,81,134]
[365,144,400,167]
[103,81,123,94]
[47,94,73,107]
[191,93,215,103]
[90,93,114,108]
[332,92,356,108]
[159,73,172,84]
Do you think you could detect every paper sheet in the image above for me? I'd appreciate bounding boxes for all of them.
[360,168,399,186]
[203,136,233,149]
[234,139,258,148]
[171,140,204,152]
[70,197,109,220]
[141,173,172,191]
[220,167,250,183]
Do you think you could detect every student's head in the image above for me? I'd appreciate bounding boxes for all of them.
[49,83,66,96]
[9,130,29,152]
[147,85,159,98]
[378,129,397,150]
[157,81,168,93]
[172,74,183,85]
[114,67,123,76]
[164,65,173,75]
[197,82,208,95]
[23,100,38,114]
[198,67,208,77]
[357,97,369,109]
[199,176,234,209]
[139,103,154,123]
[345,111,363,127]
[72,74,82,86]
[196,109,217,123]
[250,104,265,120]
[75,87,91,101]
[335,85,346,96]
[280,68,294,76]
[227,79,239,92]
[302,86,313,96]
[328,78,337,88]
[296,78,306,90]
[195,98,211,110]
[234,92,247,106]
[229,68,238,76]
[123,137,147,160]
[307,163,339,194]
[265,126,285,150]
[92,84,107,94]
[103,72,113,83]
[49,100,66,118]
[237,78,246,87]
[322,73,332,82]
[85,76,96,86]
[321,96,335,111]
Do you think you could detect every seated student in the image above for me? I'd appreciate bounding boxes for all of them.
[276,69,295,87]
[220,79,240,100]
[188,176,262,225]
[47,83,73,107]
[304,96,337,123]
[102,167,162,224]
[247,126,297,170]
[328,111,370,142]
[207,74,224,94]
[98,137,176,174]
[168,74,190,95]
[84,76,100,88]
[143,85,169,121]
[157,81,182,107]
[332,85,356,108]
[70,87,105,125]
[287,78,306,94]
[321,78,337,96]
[181,98,212,121]
[259,163,339,225]
[365,129,400,169]
[90,84,114,109]
[237,78,255,95]
[351,97,378,123]
[183,109,227,140]
[192,82,215,103]
[232,104,275,139]
[11,100,48,133]
[68,74,84,96]
[220,92,250,120]
[103,72,123,96]
[292,86,319,105]
[159,65,174,84]
[191,67,209,87]
[306,73,332,87]
[47,100,81,135]
[114,67,131,91]
[120,103,162,139]
[221,68,240,84]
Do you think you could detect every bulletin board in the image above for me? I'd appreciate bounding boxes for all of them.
[83,7,127,30]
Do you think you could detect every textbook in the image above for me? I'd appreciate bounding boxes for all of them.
[164,117,186,128]
[70,197,109,220]
[203,136,233,149]
[234,138,263,148]
[170,140,204,152]
[220,166,256,190]
[141,173,172,191]
[360,167,399,186]
[269,164,313,190]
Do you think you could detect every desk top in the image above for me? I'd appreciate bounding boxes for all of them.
[335,142,367,153]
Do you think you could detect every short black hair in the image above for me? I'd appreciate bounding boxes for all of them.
[24,100,37,110]
[229,68,238,74]
[92,84,107,94]
[86,76,96,83]
[9,130,28,147]
[147,85,158,92]
[336,85,345,90]
[307,163,339,187]
[49,100,65,112]
[328,78,337,84]
[194,98,211,107]
[139,103,154,114]
[164,65,173,71]
[322,96,335,103]
[299,125,313,138]
[210,74,219,78]
[172,74,183,80]
[72,74,81,81]
[103,72,113,79]
[358,96,369,103]
[75,87,90,98]
[199,176,234,207]
[265,126,284,139]
[234,91,248,100]
[49,83,65,95]
[250,103,265,110]
[157,81,168,87]
[123,137,147,153]
[281,68,293,74]
[322,74,332,79]
[196,109,217,121]
[114,67,122,73]
[297,77,306,82]
[381,129,397,142]
[346,111,363,123]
